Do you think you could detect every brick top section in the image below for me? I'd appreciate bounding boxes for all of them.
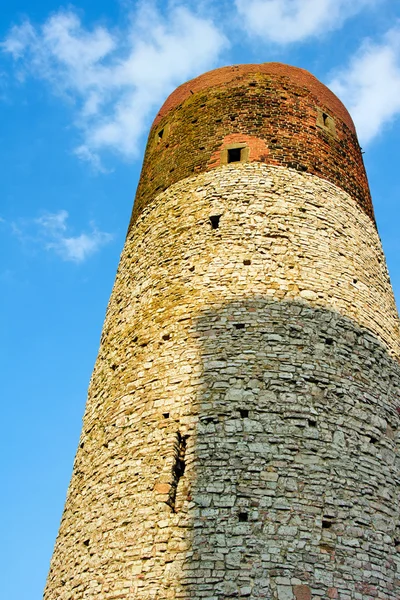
[130,63,373,227]
[153,63,356,134]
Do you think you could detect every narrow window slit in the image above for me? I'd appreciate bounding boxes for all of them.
[168,432,188,512]
[209,215,221,229]
[158,128,164,140]
[234,323,245,330]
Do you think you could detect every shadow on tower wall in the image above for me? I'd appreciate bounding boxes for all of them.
[169,297,400,600]
[43,297,400,600]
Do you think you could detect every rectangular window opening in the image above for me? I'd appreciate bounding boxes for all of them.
[227,147,242,163]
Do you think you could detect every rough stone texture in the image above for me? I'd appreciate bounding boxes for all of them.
[131,65,373,225]
[44,164,400,600]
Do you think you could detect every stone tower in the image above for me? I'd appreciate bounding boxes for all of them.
[45,64,400,600]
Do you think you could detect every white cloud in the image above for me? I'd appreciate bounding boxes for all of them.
[1,21,36,59]
[234,0,379,44]
[35,210,112,262]
[36,209,69,233]
[49,230,112,262]
[1,3,227,168]
[329,27,400,144]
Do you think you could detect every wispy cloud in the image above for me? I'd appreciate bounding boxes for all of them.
[1,3,227,169]
[35,210,112,262]
[2,0,397,158]
[328,27,400,144]
[234,0,379,44]
[11,210,112,262]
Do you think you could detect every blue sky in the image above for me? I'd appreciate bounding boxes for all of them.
[1,1,399,598]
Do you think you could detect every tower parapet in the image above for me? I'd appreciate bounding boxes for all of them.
[45,63,400,600]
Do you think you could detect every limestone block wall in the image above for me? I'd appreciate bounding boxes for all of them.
[44,164,400,600]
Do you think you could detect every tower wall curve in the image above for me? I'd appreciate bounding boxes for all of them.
[44,64,400,600]
[131,63,373,226]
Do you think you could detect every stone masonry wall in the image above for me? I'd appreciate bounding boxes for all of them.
[44,165,400,600]
[131,65,373,225]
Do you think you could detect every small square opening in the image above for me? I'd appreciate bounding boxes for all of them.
[317,109,336,137]
[209,215,221,229]
[238,512,248,522]
[227,147,242,163]
[322,517,334,529]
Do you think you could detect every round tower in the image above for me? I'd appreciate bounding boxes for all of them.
[45,63,400,600]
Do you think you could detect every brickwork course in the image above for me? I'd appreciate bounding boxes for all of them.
[44,63,400,600]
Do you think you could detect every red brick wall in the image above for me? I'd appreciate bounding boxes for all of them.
[130,64,373,228]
